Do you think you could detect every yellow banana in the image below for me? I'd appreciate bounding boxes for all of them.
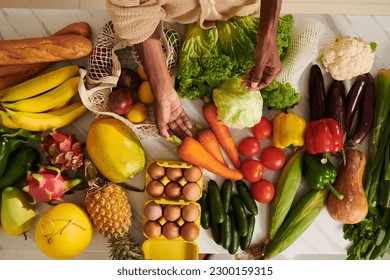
[2,76,80,113]
[0,65,79,102]
[0,111,19,129]
[6,101,88,131]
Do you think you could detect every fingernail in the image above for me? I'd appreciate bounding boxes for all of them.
[250,82,258,89]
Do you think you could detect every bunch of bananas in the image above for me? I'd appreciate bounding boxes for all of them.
[0,65,88,131]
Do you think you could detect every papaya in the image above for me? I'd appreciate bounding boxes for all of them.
[86,118,145,183]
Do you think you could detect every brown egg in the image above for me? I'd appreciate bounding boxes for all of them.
[144,201,163,221]
[181,203,199,222]
[165,181,182,199]
[183,165,202,182]
[182,182,201,201]
[166,167,183,181]
[146,180,165,198]
[163,204,182,221]
[144,221,161,238]
[162,221,180,239]
[180,222,200,241]
[148,162,165,180]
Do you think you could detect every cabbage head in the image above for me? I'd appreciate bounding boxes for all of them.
[212,76,263,129]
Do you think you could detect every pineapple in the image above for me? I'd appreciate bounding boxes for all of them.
[109,235,144,260]
[84,159,144,259]
[84,160,132,240]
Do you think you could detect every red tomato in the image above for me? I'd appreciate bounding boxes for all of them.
[241,159,264,183]
[261,146,286,170]
[252,117,273,139]
[239,137,261,157]
[251,179,275,203]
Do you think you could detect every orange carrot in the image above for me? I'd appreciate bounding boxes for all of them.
[177,136,243,181]
[202,101,241,169]
[196,128,228,167]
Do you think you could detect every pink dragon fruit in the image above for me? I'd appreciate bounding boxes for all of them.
[41,130,84,171]
[23,165,84,202]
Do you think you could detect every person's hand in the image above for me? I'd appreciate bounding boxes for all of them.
[154,88,192,139]
[242,32,281,91]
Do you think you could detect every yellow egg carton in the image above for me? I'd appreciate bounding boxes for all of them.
[145,160,203,202]
[142,160,203,260]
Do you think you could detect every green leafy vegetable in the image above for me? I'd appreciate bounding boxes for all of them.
[261,80,300,110]
[175,23,234,99]
[343,69,390,260]
[175,14,294,100]
[212,76,263,129]
[216,19,256,73]
[275,14,295,59]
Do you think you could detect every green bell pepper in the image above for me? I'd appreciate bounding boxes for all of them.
[302,153,344,200]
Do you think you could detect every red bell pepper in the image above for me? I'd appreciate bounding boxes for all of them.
[305,118,343,155]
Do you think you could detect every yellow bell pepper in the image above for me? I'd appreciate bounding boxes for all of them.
[272,112,306,149]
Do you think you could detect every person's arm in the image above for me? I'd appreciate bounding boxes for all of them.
[135,29,192,139]
[242,0,282,90]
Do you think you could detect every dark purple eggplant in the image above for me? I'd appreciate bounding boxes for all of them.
[326,79,346,134]
[347,73,375,146]
[344,75,366,136]
[309,64,327,121]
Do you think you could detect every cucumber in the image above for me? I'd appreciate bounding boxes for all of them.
[228,212,240,254]
[221,179,233,213]
[198,190,210,229]
[236,180,258,215]
[208,180,225,223]
[221,213,232,249]
[210,214,221,245]
[231,194,248,237]
[0,147,40,190]
[240,214,256,250]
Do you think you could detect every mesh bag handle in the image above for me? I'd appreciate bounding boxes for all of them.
[78,20,181,141]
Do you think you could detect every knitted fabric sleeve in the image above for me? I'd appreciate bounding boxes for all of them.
[106,0,166,45]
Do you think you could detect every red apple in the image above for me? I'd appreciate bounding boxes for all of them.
[108,88,134,115]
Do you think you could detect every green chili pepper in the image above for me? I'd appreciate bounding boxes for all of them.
[302,153,344,200]
[0,137,11,178]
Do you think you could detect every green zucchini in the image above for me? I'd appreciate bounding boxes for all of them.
[0,147,40,190]
[236,180,258,215]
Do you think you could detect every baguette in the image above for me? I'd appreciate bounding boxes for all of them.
[0,22,92,90]
[0,35,93,65]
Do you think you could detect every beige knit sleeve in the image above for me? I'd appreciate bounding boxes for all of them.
[106,0,166,45]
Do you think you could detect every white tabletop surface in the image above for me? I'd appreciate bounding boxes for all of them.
[0,8,389,260]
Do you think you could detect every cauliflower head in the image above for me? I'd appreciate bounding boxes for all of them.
[321,36,375,81]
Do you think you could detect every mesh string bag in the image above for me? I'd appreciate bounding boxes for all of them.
[78,20,181,141]
[276,17,337,90]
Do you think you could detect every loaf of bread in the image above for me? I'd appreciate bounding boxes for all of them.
[0,34,93,65]
[0,22,92,90]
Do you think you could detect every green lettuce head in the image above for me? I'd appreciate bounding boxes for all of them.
[212,76,263,129]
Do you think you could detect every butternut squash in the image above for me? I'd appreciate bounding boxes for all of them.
[86,118,145,183]
[326,149,368,224]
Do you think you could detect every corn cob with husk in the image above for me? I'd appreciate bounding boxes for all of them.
[268,148,305,240]
[237,149,327,260]
[263,188,329,259]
